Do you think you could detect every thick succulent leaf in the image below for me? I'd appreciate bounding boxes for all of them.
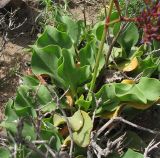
[0,148,10,158]
[138,77,160,102]
[0,99,18,133]
[57,16,82,44]
[53,114,65,127]
[54,110,83,132]
[115,23,139,53]
[0,121,18,135]
[92,21,104,40]
[41,119,63,151]
[36,26,72,49]
[31,45,64,83]
[73,111,93,147]
[96,77,160,113]
[115,84,147,103]
[22,122,36,140]
[121,149,143,158]
[137,56,159,77]
[120,57,139,72]
[63,110,93,147]
[58,49,91,95]
[75,95,92,111]
[96,84,120,112]
[79,39,105,72]
[68,110,83,131]
[79,39,97,70]
[5,99,18,121]
[1,100,36,139]
[41,129,62,151]
[93,12,119,40]
[22,75,39,86]
[14,85,56,116]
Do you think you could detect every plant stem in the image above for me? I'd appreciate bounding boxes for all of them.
[87,0,114,99]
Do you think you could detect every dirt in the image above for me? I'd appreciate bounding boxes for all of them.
[0,2,39,119]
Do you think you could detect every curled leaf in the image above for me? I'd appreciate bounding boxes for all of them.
[73,111,93,147]
[63,135,71,146]
[99,111,116,119]
[123,57,138,72]
[53,110,83,132]
[121,79,135,84]
[53,114,65,127]
[68,110,83,132]
[127,101,155,110]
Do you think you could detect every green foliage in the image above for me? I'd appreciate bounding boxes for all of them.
[118,0,144,16]
[1,3,160,157]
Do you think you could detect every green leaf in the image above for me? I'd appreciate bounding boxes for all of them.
[79,39,105,72]
[0,99,18,133]
[54,110,83,132]
[68,110,83,131]
[5,99,18,121]
[14,85,56,116]
[115,23,139,54]
[53,114,65,127]
[36,26,72,49]
[138,77,160,102]
[22,75,39,86]
[79,39,97,70]
[14,85,36,116]
[22,122,36,140]
[0,148,10,158]
[57,16,82,44]
[115,83,147,103]
[75,95,92,111]
[96,77,160,113]
[41,129,62,151]
[96,84,120,112]
[92,21,104,40]
[137,56,158,77]
[121,149,143,158]
[31,45,63,82]
[0,122,17,134]
[58,49,91,95]
[73,111,93,147]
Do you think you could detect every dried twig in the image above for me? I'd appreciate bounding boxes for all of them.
[90,132,125,157]
[97,117,160,137]
[0,8,27,54]
[45,85,74,158]
[144,138,160,158]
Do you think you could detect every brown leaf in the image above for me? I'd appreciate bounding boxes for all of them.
[123,57,138,72]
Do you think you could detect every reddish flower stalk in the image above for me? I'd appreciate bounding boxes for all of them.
[136,0,160,43]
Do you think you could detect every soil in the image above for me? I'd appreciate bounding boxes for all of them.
[0,1,39,118]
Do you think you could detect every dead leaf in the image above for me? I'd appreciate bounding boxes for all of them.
[121,79,135,84]
[66,92,74,107]
[123,57,138,72]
